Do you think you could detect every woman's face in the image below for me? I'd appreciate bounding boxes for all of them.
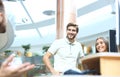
[96,38,107,52]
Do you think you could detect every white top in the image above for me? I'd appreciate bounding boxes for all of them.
[48,38,84,72]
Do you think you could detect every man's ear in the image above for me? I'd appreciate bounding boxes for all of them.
[0,12,6,33]
[0,13,3,23]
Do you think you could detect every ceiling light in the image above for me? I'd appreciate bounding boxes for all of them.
[111,11,116,14]
[43,10,55,16]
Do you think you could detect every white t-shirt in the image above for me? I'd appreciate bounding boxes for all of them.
[48,38,84,72]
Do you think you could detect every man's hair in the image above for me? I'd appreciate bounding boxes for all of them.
[0,0,6,33]
[0,0,4,13]
[66,23,79,33]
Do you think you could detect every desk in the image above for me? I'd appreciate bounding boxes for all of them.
[80,52,120,76]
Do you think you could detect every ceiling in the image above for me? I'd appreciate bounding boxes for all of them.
[2,0,116,47]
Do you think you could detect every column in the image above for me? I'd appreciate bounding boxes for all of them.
[56,0,77,39]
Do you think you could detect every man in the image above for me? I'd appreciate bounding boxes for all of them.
[43,23,84,75]
[0,0,35,77]
[0,0,6,33]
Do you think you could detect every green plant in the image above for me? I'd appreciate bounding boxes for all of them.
[22,44,31,56]
[42,46,49,52]
[22,44,31,51]
[4,50,12,57]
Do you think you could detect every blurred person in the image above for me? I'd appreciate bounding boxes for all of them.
[0,54,35,77]
[0,0,35,77]
[43,23,84,75]
[95,37,109,53]
[0,0,6,33]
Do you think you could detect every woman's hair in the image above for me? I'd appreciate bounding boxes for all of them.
[66,23,79,33]
[0,0,6,33]
[95,37,109,53]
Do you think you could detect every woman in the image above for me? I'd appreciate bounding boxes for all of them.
[95,37,109,53]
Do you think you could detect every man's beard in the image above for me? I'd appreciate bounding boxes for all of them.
[67,34,76,40]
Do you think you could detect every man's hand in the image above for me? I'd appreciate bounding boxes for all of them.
[0,54,35,77]
[51,69,61,75]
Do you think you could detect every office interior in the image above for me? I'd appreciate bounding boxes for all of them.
[0,0,120,76]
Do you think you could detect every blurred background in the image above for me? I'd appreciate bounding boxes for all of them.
[0,0,118,76]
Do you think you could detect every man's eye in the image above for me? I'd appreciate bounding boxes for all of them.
[72,30,76,32]
[68,29,71,31]
[100,42,103,44]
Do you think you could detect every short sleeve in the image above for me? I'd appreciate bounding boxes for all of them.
[48,40,60,55]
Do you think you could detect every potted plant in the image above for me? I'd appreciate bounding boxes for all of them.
[22,44,31,56]
[4,50,12,57]
[42,46,49,54]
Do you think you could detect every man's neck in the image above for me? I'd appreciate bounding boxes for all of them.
[68,38,75,43]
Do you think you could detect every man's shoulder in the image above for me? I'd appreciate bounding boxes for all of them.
[75,40,82,45]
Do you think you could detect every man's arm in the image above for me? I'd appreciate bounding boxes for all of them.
[0,54,35,77]
[43,51,60,75]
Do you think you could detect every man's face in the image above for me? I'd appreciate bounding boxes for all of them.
[0,13,5,33]
[66,26,78,40]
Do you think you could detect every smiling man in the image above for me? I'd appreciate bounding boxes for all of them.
[43,23,84,75]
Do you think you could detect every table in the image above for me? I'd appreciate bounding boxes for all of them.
[80,52,120,76]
